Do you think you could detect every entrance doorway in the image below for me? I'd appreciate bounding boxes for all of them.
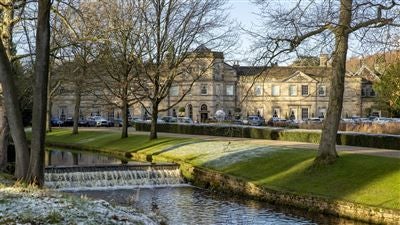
[200,104,208,123]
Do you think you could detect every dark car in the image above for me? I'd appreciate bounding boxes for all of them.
[63,117,74,126]
[50,118,64,127]
[78,119,89,127]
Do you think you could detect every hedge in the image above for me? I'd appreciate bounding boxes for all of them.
[135,123,400,150]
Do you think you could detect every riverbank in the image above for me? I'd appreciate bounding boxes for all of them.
[0,173,162,224]
[42,129,400,224]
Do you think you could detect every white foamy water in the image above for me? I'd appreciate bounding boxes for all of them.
[45,168,185,190]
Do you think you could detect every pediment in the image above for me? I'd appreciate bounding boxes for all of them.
[354,65,380,82]
[282,71,318,83]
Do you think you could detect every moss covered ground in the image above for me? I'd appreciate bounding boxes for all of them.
[44,129,400,210]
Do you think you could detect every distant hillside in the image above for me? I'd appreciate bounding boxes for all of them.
[347,50,400,73]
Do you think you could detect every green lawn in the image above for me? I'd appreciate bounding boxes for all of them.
[43,129,400,210]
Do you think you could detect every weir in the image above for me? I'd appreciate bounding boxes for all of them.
[45,163,185,190]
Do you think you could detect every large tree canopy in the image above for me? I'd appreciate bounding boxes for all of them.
[252,0,399,164]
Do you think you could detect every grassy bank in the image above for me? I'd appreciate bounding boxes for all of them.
[44,129,400,210]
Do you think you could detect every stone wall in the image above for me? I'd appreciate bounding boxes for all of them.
[178,162,400,225]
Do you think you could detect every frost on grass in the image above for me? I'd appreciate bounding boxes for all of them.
[0,187,160,225]
[158,141,281,169]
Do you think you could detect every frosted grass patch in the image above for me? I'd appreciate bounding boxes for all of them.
[0,188,160,225]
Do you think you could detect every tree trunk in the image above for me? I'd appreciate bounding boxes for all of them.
[72,87,81,135]
[46,96,53,132]
[149,103,159,140]
[0,43,30,179]
[27,0,51,186]
[0,104,8,171]
[121,100,128,138]
[316,0,352,165]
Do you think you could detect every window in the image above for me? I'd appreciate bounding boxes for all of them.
[289,85,297,96]
[272,85,280,96]
[301,108,309,120]
[289,108,297,120]
[254,85,262,96]
[272,108,280,118]
[200,84,207,95]
[318,108,326,118]
[301,85,309,96]
[170,86,179,96]
[318,85,326,96]
[226,85,234,96]
[362,84,376,97]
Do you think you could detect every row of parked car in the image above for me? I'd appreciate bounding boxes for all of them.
[51,116,126,127]
[238,115,400,127]
[50,115,195,127]
[341,116,400,124]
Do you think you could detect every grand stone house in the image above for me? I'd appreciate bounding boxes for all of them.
[51,47,383,123]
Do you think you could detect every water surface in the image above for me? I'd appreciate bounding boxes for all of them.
[73,187,366,225]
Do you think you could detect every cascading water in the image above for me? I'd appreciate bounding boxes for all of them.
[45,165,186,190]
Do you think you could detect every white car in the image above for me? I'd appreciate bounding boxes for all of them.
[93,116,108,127]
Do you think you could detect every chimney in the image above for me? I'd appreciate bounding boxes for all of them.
[319,54,329,67]
[232,60,240,68]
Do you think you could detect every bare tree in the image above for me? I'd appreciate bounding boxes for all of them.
[130,0,233,139]
[26,0,51,186]
[252,0,399,164]
[88,0,140,138]
[0,0,30,179]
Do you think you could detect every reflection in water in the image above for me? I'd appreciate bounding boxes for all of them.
[72,187,367,225]
[45,150,121,166]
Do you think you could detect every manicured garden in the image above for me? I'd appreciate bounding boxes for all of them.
[44,129,400,210]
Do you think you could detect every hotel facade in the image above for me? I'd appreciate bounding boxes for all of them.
[51,47,382,122]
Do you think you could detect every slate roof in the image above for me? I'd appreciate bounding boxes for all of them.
[235,66,332,79]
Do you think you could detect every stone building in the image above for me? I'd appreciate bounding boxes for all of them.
[50,47,382,122]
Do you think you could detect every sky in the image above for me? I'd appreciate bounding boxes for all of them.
[227,0,258,64]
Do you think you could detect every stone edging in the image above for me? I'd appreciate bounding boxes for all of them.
[146,154,400,225]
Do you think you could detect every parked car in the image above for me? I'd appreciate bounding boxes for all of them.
[161,116,178,123]
[94,116,109,127]
[114,118,131,127]
[87,117,97,127]
[144,118,165,124]
[177,117,194,124]
[50,117,64,126]
[248,116,265,126]
[267,117,286,126]
[372,117,393,124]
[89,116,108,127]
[78,119,89,127]
[63,117,74,126]
[306,117,323,124]
[130,116,143,125]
